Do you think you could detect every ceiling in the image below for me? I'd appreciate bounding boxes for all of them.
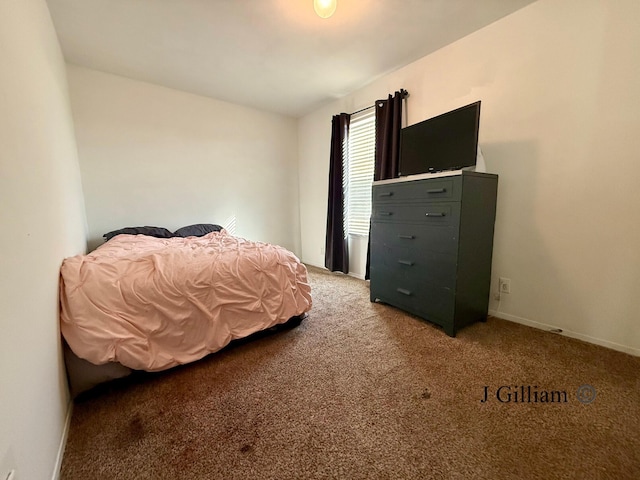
[47,0,536,117]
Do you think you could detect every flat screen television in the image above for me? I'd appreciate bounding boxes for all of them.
[398,101,481,176]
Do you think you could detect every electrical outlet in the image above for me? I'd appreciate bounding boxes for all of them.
[6,470,16,480]
[499,277,511,294]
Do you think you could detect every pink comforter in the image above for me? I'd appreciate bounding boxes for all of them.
[60,231,312,371]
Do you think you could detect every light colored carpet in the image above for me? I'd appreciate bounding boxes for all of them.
[61,266,640,479]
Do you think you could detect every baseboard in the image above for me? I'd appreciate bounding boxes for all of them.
[52,400,73,480]
[303,262,366,280]
[489,310,640,357]
[303,261,324,270]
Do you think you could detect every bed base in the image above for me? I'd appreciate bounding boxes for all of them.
[65,314,307,399]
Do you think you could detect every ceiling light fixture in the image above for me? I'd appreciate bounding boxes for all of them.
[314,0,337,19]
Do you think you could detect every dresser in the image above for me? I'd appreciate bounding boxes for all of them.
[369,170,498,336]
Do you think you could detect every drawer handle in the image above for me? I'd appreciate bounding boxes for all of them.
[425,212,446,217]
[397,259,414,266]
[427,188,446,194]
[378,192,394,197]
[378,211,393,216]
[397,288,412,296]
[397,235,415,240]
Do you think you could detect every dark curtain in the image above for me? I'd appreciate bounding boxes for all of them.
[374,91,404,181]
[366,90,405,279]
[325,113,351,273]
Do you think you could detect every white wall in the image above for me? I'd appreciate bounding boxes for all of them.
[0,1,87,479]
[67,66,301,254]
[298,0,640,354]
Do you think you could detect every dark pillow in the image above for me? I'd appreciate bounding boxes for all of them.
[174,223,223,238]
[103,226,174,242]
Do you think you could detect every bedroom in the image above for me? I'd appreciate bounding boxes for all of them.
[1,0,639,479]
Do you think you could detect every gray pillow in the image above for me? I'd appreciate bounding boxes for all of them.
[174,224,223,238]
[103,226,174,242]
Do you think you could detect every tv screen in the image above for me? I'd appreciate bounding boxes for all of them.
[398,101,481,176]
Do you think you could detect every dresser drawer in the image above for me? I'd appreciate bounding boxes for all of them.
[371,222,459,255]
[373,176,462,203]
[369,246,458,289]
[372,201,460,225]
[371,274,455,326]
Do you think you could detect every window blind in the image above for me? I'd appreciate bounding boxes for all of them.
[345,110,376,236]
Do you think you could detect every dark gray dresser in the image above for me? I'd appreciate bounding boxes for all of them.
[369,170,498,336]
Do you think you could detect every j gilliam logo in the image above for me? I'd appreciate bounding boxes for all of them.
[481,385,568,403]
[480,384,597,404]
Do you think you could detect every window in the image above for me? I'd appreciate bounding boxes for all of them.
[344,110,375,236]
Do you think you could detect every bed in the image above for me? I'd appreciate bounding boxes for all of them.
[60,225,312,395]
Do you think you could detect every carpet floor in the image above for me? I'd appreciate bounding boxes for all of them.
[61,266,640,479]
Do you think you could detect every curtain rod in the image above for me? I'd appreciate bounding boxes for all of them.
[347,89,409,116]
[349,104,375,116]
